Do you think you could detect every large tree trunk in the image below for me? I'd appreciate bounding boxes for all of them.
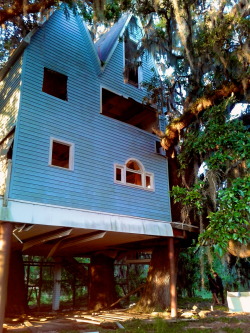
[135,242,177,312]
[6,250,28,315]
[167,154,182,222]
[88,253,117,311]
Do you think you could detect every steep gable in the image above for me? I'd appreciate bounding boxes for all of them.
[96,14,157,95]
[95,14,131,65]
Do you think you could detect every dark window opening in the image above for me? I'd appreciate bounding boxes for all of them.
[0,131,14,160]
[146,175,151,188]
[42,68,68,101]
[124,38,139,87]
[116,168,122,181]
[155,141,166,156]
[126,171,142,186]
[6,141,13,160]
[126,160,140,170]
[102,88,157,133]
[125,66,138,87]
[51,141,70,169]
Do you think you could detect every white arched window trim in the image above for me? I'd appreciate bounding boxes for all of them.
[114,158,154,191]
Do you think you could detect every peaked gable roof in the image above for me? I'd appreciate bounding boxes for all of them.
[0,8,101,80]
[95,14,131,64]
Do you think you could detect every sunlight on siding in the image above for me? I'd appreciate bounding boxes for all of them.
[0,155,8,195]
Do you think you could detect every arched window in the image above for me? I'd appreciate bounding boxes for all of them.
[114,159,154,191]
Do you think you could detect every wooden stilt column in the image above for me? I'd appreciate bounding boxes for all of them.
[169,237,177,318]
[0,222,12,333]
[88,253,116,311]
[52,257,62,311]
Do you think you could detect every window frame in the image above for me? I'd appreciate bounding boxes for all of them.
[48,137,74,171]
[114,159,154,191]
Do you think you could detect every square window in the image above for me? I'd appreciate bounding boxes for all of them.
[49,139,74,170]
[42,68,68,100]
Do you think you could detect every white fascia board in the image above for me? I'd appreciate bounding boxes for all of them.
[0,198,173,237]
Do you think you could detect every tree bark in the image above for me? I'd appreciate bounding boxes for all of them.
[135,243,175,312]
[88,253,117,311]
[167,155,183,222]
[161,81,249,151]
[6,250,28,315]
[227,240,250,258]
[0,0,57,25]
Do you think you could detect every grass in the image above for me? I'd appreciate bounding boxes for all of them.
[62,316,247,333]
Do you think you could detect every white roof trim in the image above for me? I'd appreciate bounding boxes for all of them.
[0,198,173,237]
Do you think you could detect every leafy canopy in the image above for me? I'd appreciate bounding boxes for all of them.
[171,99,250,254]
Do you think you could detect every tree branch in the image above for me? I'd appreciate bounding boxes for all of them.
[0,0,58,25]
[231,0,250,18]
[161,81,250,153]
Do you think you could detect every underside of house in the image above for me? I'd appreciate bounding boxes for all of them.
[0,219,197,315]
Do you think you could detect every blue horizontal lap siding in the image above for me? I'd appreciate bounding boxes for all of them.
[9,9,171,222]
[12,119,170,218]
[101,42,156,103]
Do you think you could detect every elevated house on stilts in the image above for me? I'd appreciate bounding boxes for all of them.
[0,7,197,328]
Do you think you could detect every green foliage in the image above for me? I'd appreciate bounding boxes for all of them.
[177,247,202,297]
[171,183,204,213]
[103,0,121,21]
[170,98,250,255]
[177,245,250,298]
[223,329,243,333]
[178,98,250,171]
[200,176,250,253]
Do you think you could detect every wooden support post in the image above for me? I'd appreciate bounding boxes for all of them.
[72,275,76,308]
[52,258,62,311]
[37,259,43,311]
[0,222,12,333]
[169,237,177,318]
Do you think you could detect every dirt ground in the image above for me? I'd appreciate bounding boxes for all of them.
[3,304,250,332]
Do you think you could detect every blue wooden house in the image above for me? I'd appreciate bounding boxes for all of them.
[0,8,184,317]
